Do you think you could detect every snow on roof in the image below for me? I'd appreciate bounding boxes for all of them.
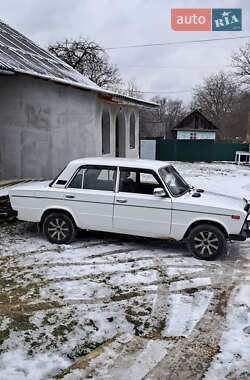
[0,19,157,108]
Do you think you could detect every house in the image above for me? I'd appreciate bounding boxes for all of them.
[172,109,218,140]
[139,108,165,140]
[0,20,157,180]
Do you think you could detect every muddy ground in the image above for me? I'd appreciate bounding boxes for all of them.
[0,220,250,380]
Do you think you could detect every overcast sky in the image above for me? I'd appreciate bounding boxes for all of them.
[0,0,249,103]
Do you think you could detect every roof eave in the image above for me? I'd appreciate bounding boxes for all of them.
[0,68,158,108]
[97,91,158,108]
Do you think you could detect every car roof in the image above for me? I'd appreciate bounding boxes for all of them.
[68,157,170,171]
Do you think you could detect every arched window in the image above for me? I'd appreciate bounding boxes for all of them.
[102,109,110,154]
[130,112,136,149]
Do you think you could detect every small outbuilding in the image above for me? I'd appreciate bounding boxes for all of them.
[0,20,157,180]
[172,109,218,140]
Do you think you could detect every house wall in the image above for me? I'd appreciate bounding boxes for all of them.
[97,98,139,159]
[177,131,216,140]
[139,108,165,139]
[0,75,140,180]
[0,74,99,179]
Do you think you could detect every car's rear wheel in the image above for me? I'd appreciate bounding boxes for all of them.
[187,224,226,260]
[43,212,76,244]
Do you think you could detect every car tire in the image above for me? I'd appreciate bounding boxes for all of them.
[43,212,76,244]
[187,224,227,260]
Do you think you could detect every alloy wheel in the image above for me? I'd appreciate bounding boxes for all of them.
[43,212,76,244]
[194,231,219,257]
[47,218,70,242]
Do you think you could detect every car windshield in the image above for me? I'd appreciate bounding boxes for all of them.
[159,165,190,196]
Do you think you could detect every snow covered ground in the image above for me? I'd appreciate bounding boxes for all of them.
[174,161,250,200]
[0,162,250,380]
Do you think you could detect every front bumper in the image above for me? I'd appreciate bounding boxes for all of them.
[229,217,250,241]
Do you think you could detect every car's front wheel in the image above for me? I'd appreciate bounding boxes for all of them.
[43,212,76,244]
[187,224,226,260]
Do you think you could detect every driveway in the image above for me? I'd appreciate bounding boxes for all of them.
[0,221,249,379]
[0,162,250,379]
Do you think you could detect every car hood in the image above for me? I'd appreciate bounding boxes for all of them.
[173,189,247,215]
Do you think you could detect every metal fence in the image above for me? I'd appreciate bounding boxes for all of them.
[156,140,249,162]
[140,139,156,160]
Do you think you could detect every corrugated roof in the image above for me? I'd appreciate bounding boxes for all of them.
[0,19,101,88]
[0,19,157,108]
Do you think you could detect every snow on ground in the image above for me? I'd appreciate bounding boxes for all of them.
[0,162,250,379]
[0,349,70,380]
[204,284,250,379]
[163,290,213,337]
[174,161,250,200]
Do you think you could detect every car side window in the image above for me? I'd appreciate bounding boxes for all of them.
[119,168,165,195]
[68,166,116,191]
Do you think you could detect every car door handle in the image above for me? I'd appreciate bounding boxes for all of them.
[116,199,127,203]
[65,195,75,199]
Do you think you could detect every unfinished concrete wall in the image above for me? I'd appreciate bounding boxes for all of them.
[0,74,98,179]
[96,98,139,159]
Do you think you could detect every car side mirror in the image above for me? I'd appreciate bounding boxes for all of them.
[153,187,166,197]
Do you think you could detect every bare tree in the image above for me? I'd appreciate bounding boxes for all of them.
[48,39,122,88]
[111,79,144,99]
[223,91,250,142]
[151,97,187,138]
[124,79,144,99]
[232,42,250,86]
[140,97,186,139]
[192,71,239,137]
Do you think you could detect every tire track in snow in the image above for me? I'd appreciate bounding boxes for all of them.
[144,252,244,379]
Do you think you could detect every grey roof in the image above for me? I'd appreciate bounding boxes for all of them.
[173,109,218,131]
[0,19,157,108]
[0,19,99,88]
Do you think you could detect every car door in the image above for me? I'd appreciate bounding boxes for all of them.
[62,165,117,231]
[113,167,172,238]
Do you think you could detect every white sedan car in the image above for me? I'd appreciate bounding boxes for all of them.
[9,157,250,260]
